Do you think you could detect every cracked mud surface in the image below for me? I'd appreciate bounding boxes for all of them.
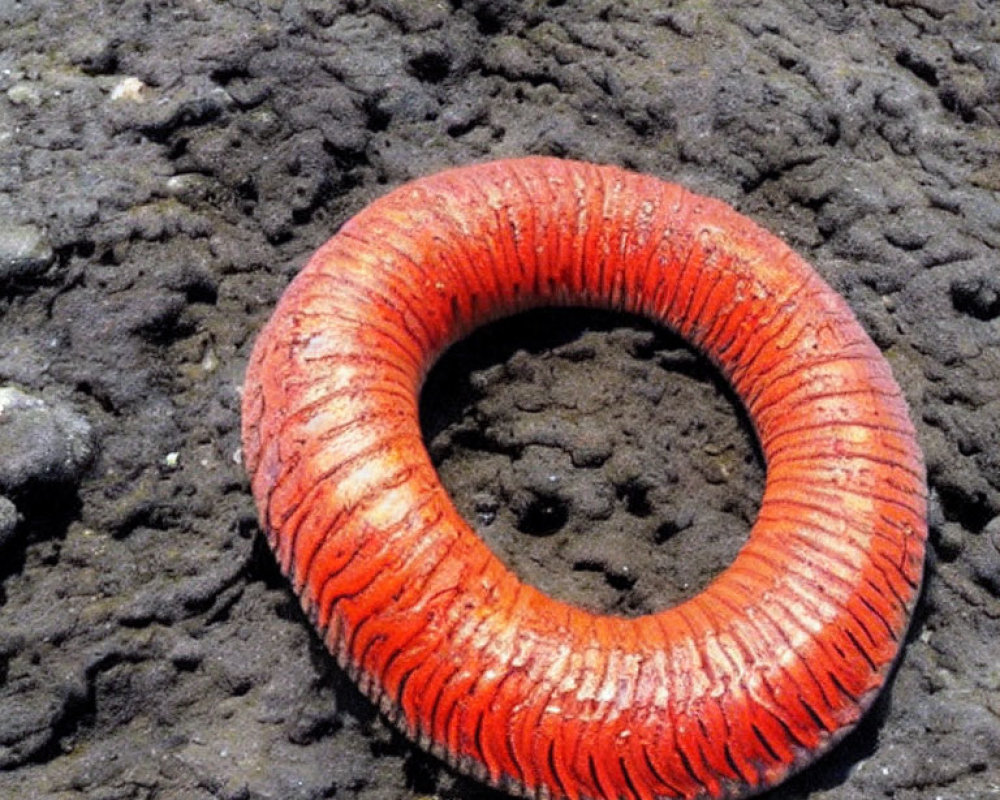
[2,2,999,799]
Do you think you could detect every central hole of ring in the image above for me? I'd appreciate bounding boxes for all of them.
[419,307,764,618]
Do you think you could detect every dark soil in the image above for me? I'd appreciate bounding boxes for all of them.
[2,2,999,799]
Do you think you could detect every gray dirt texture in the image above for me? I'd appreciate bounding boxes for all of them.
[1,1,999,799]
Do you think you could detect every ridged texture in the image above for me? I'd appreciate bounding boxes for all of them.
[241,157,927,800]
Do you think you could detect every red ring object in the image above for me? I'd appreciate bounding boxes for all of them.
[241,157,927,800]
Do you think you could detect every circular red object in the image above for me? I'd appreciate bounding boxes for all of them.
[242,157,927,800]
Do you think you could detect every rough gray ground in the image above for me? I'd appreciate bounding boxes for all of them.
[1,1,999,799]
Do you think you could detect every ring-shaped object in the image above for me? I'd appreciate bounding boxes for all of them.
[242,157,926,800]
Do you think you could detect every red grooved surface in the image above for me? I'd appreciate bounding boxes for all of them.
[241,157,927,800]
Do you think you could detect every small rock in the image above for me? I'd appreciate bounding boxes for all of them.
[0,223,54,284]
[441,98,487,136]
[374,0,450,32]
[67,34,118,75]
[167,635,206,670]
[0,496,18,548]
[569,430,613,467]
[5,82,42,108]
[985,516,1000,557]
[936,521,965,561]
[110,76,148,103]
[164,173,212,201]
[0,387,95,493]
